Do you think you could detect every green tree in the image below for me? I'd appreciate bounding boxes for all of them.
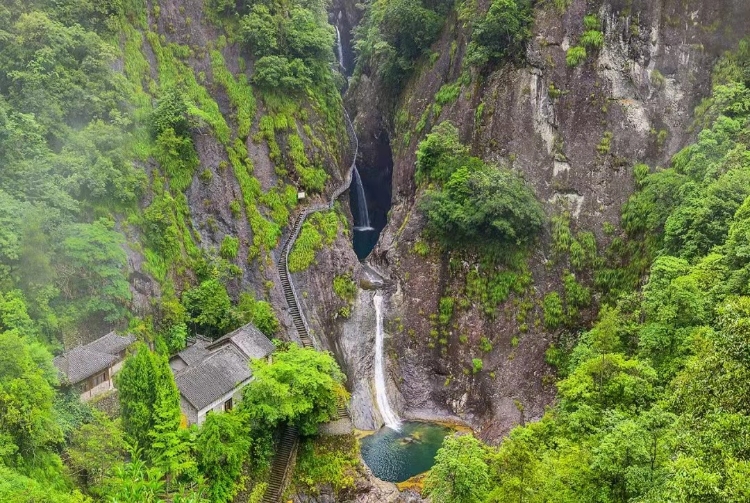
[234,293,280,337]
[117,344,189,477]
[466,0,533,67]
[182,279,232,337]
[415,121,471,184]
[148,360,192,480]
[66,412,126,493]
[420,165,544,250]
[0,331,60,466]
[58,218,130,323]
[196,411,251,502]
[241,344,347,435]
[424,433,492,503]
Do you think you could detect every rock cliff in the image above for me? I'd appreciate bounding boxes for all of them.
[317,0,750,440]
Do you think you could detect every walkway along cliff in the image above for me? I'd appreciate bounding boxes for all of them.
[261,111,358,503]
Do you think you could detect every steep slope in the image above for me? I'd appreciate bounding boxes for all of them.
[333,0,750,438]
[105,0,364,351]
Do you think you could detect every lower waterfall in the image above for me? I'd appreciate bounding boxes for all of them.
[373,293,400,430]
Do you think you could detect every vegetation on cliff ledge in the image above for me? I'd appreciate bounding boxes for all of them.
[424,39,750,503]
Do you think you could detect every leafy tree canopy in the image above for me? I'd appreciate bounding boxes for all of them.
[417,122,545,251]
[242,343,347,436]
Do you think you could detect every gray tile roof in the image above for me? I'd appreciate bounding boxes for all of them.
[53,332,135,384]
[170,323,274,412]
[176,336,212,366]
[174,344,253,411]
[208,323,275,359]
[85,331,136,355]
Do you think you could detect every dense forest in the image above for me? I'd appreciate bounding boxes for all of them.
[422,41,750,503]
[2,0,750,501]
[0,0,350,500]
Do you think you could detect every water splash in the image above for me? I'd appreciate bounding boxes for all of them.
[335,25,346,73]
[373,293,400,430]
[353,165,372,230]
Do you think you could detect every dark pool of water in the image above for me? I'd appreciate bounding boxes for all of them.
[353,227,379,260]
[360,422,452,483]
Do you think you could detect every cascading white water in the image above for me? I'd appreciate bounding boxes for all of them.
[373,293,400,430]
[335,25,346,72]
[353,166,373,231]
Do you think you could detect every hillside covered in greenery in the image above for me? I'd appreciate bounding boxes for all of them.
[424,40,750,503]
[0,0,350,500]
[4,0,750,500]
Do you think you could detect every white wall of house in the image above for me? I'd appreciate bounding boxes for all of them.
[80,378,113,402]
[111,359,126,374]
[192,379,251,425]
[77,359,128,402]
[181,397,199,426]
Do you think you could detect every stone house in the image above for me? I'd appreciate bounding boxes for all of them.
[169,323,274,426]
[53,332,136,401]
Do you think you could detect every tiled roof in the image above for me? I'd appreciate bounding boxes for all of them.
[208,323,275,359]
[176,336,212,366]
[170,324,274,412]
[175,344,253,411]
[84,331,136,355]
[53,332,135,384]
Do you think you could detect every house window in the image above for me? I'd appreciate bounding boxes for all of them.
[224,398,232,412]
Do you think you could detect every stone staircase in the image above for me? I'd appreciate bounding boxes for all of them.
[261,425,299,503]
[260,112,357,503]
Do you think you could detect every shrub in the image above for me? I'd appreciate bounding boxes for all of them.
[543,292,564,329]
[566,46,587,67]
[333,274,357,302]
[413,240,430,256]
[479,336,493,352]
[581,30,604,49]
[583,14,600,30]
[472,358,484,373]
[466,0,533,67]
[288,211,340,272]
[298,165,328,193]
[220,236,240,259]
[251,56,313,92]
[439,297,455,325]
[435,82,461,106]
[634,163,651,187]
[289,220,322,272]
[235,293,280,336]
[149,86,190,138]
[293,434,360,497]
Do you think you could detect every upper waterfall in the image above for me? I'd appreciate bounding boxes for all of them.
[335,25,345,73]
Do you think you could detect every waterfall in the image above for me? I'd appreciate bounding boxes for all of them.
[335,25,346,72]
[353,166,372,230]
[373,293,400,430]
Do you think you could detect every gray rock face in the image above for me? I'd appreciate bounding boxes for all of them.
[336,0,750,442]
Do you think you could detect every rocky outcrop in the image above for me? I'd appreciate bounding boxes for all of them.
[332,0,750,441]
[292,463,424,503]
